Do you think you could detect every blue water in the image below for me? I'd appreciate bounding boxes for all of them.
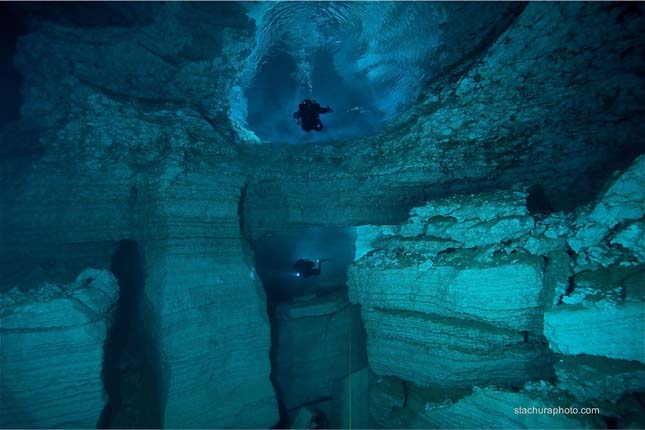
[2,2,644,429]
[233,2,451,144]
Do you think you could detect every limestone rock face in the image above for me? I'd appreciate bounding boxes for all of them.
[2,2,644,428]
[555,356,645,404]
[12,3,254,132]
[400,190,534,246]
[369,377,602,429]
[141,174,279,428]
[2,5,279,427]
[568,154,645,268]
[351,248,545,332]
[419,385,602,429]
[354,225,398,262]
[361,308,553,390]
[544,263,645,361]
[348,189,555,390]
[2,115,279,429]
[544,301,644,363]
[352,155,644,428]
[544,157,645,365]
[273,291,367,414]
[0,269,118,428]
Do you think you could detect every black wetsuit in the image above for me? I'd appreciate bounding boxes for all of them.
[293,100,332,132]
[293,258,321,277]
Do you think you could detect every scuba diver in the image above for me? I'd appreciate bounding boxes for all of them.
[293,258,328,277]
[292,99,332,132]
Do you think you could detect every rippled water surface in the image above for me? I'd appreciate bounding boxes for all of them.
[234,2,450,144]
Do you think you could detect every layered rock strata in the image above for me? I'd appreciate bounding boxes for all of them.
[555,355,645,404]
[543,156,644,364]
[351,155,645,428]
[370,379,603,429]
[141,172,278,428]
[541,155,645,417]
[273,291,367,416]
[348,189,556,390]
[0,269,118,428]
[1,2,644,428]
[1,4,279,427]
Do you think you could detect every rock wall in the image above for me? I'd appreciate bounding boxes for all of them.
[348,189,556,391]
[349,155,645,428]
[543,155,645,409]
[273,291,367,419]
[0,269,118,428]
[127,155,277,428]
[1,4,279,427]
[370,379,605,429]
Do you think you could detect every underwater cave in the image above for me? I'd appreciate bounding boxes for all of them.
[252,227,366,428]
[253,226,357,301]
[1,2,644,430]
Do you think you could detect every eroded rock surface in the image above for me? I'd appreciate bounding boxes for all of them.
[1,4,279,427]
[568,155,645,269]
[273,291,367,416]
[242,2,645,239]
[348,188,557,391]
[419,384,603,429]
[369,376,604,429]
[0,269,118,428]
[555,355,645,404]
[544,156,645,365]
[350,155,644,428]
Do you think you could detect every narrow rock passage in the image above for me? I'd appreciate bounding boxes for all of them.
[252,227,368,428]
[99,240,164,429]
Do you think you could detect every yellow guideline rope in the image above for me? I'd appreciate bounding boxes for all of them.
[349,328,352,430]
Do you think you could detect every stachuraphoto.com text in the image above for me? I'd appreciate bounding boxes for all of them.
[514,406,600,416]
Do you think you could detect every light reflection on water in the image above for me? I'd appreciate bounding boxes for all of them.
[232,2,521,144]
[242,1,447,119]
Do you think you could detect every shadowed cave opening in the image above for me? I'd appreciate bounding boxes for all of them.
[98,240,165,429]
[252,227,367,427]
[254,226,357,301]
[526,186,554,216]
